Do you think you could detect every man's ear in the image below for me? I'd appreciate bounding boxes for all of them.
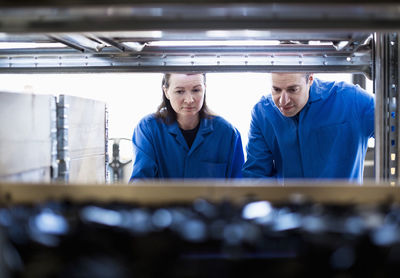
[163,86,170,100]
[308,74,314,86]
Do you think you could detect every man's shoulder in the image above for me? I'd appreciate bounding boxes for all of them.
[332,80,373,101]
[250,95,281,126]
[314,78,372,100]
[333,80,360,91]
[253,95,274,110]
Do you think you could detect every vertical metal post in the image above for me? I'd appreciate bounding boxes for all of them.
[352,74,366,89]
[374,32,399,185]
[50,96,58,181]
[105,105,110,183]
[56,95,70,182]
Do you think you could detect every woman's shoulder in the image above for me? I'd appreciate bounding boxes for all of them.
[139,113,163,124]
[136,113,166,131]
[208,115,238,132]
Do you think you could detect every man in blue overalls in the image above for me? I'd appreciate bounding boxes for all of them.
[243,73,375,183]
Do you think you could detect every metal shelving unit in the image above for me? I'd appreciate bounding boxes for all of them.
[0,0,398,183]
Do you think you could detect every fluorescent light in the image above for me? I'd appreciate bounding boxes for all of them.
[206,30,271,38]
[149,40,281,47]
[0,42,65,49]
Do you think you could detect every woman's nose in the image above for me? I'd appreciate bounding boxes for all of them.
[184,93,194,103]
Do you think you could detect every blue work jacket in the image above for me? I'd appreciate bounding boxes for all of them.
[242,78,375,182]
[130,114,244,180]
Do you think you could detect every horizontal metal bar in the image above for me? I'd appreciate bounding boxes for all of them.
[0,51,372,76]
[0,65,371,74]
[4,19,400,34]
[0,52,371,66]
[0,4,399,32]
[82,31,374,43]
[141,44,358,54]
[0,44,368,56]
[0,31,373,43]
[1,0,399,5]
[1,0,400,6]
[1,3,399,21]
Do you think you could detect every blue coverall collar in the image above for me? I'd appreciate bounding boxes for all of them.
[167,117,214,152]
[166,117,213,134]
[308,78,330,103]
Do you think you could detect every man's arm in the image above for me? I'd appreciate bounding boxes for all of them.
[355,85,375,138]
[242,108,276,178]
[363,93,375,138]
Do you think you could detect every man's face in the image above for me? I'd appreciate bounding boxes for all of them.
[271,73,313,117]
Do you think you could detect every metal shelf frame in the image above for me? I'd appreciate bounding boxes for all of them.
[0,32,373,74]
[0,0,398,183]
[374,32,400,184]
[1,2,400,32]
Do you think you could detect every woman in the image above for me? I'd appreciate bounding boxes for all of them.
[130,73,244,180]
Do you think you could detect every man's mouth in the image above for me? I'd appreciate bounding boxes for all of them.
[281,105,293,111]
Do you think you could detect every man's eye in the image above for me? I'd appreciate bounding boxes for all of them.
[288,88,298,93]
[273,88,281,93]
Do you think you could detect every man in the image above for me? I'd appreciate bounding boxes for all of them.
[242,73,375,182]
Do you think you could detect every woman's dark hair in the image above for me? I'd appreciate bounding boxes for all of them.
[155,73,213,124]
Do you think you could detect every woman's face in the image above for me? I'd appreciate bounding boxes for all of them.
[163,74,205,120]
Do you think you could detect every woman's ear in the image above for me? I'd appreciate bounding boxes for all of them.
[163,86,170,100]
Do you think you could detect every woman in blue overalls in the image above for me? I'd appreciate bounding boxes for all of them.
[130,73,244,180]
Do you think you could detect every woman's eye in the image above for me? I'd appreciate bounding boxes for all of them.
[192,89,200,93]
[175,90,184,94]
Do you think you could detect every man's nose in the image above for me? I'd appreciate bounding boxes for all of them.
[279,92,290,106]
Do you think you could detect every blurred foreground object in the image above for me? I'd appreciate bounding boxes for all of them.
[1,185,400,277]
